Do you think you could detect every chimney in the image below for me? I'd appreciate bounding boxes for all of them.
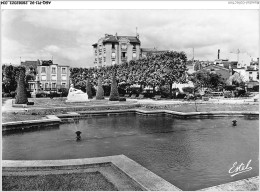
[218,49,220,59]
[115,32,118,39]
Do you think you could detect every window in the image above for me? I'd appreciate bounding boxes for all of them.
[41,75,46,81]
[51,67,56,73]
[51,75,57,80]
[62,83,66,88]
[61,75,67,81]
[52,83,56,89]
[112,52,116,59]
[121,44,127,50]
[103,57,106,62]
[45,83,48,89]
[112,43,115,49]
[103,47,106,53]
[122,52,126,58]
[133,53,136,58]
[62,67,66,74]
[133,44,136,50]
[41,67,46,73]
[112,60,116,65]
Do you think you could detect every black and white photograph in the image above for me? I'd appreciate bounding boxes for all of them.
[1,1,259,191]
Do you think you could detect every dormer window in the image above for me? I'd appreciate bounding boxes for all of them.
[121,44,127,50]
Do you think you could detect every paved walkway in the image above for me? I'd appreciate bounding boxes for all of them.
[2,99,25,112]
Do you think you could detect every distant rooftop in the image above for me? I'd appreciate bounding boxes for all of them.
[93,34,141,46]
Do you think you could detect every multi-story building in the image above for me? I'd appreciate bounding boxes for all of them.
[21,60,70,92]
[92,33,141,67]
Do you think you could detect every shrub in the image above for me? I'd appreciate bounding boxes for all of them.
[10,91,16,98]
[194,93,202,99]
[224,91,232,98]
[15,67,28,104]
[103,84,111,96]
[96,77,104,100]
[36,93,47,98]
[109,74,120,101]
[119,97,126,101]
[3,93,11,97]
[182,87,194,94]
[58,88,69,97]
[86,79,93,99]
[175,92,187,99]
[159,85,170,98]
[27,101,34,105]
[118,87,126,97]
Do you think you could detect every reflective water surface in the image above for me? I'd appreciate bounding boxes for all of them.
[3,114,259,190]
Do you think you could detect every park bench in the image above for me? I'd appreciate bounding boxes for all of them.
[153,95,161,100]
[130,94,136,99]
[137,94,144,99]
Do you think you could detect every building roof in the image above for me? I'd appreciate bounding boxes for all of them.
[103,35,119,43]
[141,48,168,53]
[93,34,141,46]
[118,36,140,44]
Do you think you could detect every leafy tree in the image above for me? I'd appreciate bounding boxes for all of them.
[109,73,120,101]
[192,70,225,91]
[2,65,18,93]
[96,77,104,100]
[194,61,202,71]
[227,72,245,87]
[157,51,188,98]
[86,78,93,99]
[15,66,28,104]
[69,51,189,98]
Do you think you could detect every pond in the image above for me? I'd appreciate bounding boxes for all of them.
[2,114,259,190]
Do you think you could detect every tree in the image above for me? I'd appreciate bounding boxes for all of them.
[15,66,28,104]
[86,78,93,99]
[95,77,104,100]
[158,51,188,98]
[227,72,245,87]
[192,70,225,91]
[2,65,18,93]
[109,73,120,101]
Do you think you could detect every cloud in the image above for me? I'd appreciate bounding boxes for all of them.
[44,45,60,53]
[1,9,259,67]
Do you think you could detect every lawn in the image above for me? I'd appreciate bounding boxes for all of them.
[3,172,117,191]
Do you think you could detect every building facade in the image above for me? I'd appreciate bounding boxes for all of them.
[21,60,70,92]
[92,33,141,67]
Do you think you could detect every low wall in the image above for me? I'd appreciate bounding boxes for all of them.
[3,109,258,132]
[2,155,181,191]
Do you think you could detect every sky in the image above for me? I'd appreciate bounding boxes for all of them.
[2,9,259,68]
